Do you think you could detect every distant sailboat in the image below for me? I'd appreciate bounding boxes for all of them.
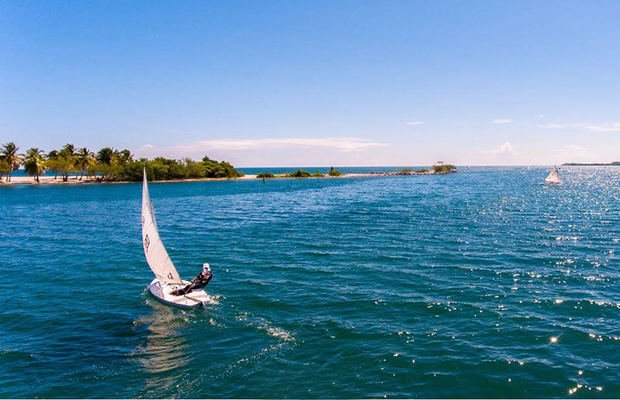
[545,166,562,184]
[142,169,213,308]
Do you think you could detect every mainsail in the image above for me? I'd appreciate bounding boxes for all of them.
[142,170,183,285]
[545,167,562,184]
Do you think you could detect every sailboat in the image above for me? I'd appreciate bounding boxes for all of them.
[544,166,562,184]
[142,169,213,308]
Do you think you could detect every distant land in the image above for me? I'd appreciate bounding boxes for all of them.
[562,161,620,166]
[1,141,457,185]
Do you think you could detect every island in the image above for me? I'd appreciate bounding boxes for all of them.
[0,141,457,185]
[383,164,457,175]
[256,167,344,179]
[0,142,243,183]
[254,164,457,180]
[562,161,620,166]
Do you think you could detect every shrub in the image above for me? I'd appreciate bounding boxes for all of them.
[287,169,312,178]
[256,172,275,178]
[432,164,456,173]
[328,166,343,176]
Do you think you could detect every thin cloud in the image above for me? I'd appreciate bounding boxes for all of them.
[406,121,424,126]
[585,122,620,132]
[139,137,388,158]
[198,137,387,152]
[537,121,620,132]
[492,118,512,124]
[537,123,569,129]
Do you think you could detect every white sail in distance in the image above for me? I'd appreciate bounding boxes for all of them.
[142,170,183,285]
[545,167,562,184]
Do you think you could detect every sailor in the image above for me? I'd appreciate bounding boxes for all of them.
[171,263,213,296]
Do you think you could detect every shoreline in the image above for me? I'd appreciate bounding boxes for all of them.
[0,171,455,186]
[0,173,370,185]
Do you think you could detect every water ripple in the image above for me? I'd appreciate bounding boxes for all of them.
[0,167,618,397]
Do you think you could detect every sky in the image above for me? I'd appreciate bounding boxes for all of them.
[1,0,619,166]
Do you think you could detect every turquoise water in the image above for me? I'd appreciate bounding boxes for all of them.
[0,167,618,398]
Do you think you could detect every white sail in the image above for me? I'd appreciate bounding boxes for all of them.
[142,170,183,285]
[545,167,562,184]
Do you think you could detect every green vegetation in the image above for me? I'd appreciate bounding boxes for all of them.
[328,166,343,176]
[256,172,275,178]
[23,148,47,182]
[432,164,457,173]
[0,142,22,182]
[415,168,429,173]
[0,158,10,181]
[287,169,312,178]
[0,142,244,182]
[563,161,620,166]
[285,169,324,178]
[396,168,414,175]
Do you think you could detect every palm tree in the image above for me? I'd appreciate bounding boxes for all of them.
[46,150,59,179]
[96,147,114,165]
[58,143,77,181]
[75,147,95,180]
[0,142,22,182]
[0,158,10,181]
[115,149,133,164]
[24,148,47,182]
[62,143,76,156]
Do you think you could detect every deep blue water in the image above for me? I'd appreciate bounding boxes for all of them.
[0,167,618,398]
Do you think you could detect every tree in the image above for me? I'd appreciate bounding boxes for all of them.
[432,164,456,173]
[24,148,47,182]
[46,150,59,179]
[328,167,343,176]
[75,147,95,180]
[96,147,115,165]
[0,158,10,181]
[202,156,244,178]
[0,142,22,182]
[59,144,78,179]
[1,143,244,183]
[51,144,77,182]
[114,149,133,165]
[62,143,75,156]
[287,169,312,178]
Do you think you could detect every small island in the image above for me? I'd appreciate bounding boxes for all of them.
[562,161,620,166]
[255,165,457,180]
[256,167,344,179]
[383,164,457,176]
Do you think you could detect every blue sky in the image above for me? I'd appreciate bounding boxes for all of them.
[1,0,619,166]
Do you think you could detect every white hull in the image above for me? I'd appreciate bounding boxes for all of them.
[148,278,215,309]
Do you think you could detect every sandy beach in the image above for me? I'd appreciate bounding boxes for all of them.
[0,173,382,185]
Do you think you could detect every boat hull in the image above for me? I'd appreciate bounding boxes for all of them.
[148,278,215,309]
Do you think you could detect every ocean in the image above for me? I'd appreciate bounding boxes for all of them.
[0,166,618,398]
